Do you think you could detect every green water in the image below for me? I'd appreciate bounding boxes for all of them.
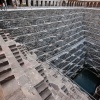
[74,69,100,95]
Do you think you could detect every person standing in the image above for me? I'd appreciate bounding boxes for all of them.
[4,0,7,10]
[0,0,7,10]
[0,0,3,10]
[12,0,17,8]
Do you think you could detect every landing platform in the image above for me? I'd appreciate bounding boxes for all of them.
[0,7,100,11]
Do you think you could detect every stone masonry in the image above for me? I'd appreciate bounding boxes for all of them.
[0,29,92,100]
[0,7,100,83]
[83,9,100,74]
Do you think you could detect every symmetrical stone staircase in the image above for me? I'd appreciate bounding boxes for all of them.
[0,25,94,100]
[9,44,24,66]
[17,44,27,59]
[35,65,49,83]
[0,31,8,42]
[0,8,99,79]
[0,30,55,100]
[35,81,54,100]
[0,46,15,85]
[61,85,68,95]
[0,9,86,78]
[0,44,23,100]
[0,8,100,100]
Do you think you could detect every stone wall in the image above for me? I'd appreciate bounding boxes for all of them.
[0,8,99,78]
[83,9,100,73]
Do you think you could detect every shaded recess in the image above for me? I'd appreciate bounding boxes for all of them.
[74,66,100,95]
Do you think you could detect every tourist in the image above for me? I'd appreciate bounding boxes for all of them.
[0,5,2,10]
[12,0,17,8]
[0,0,3,10]
[0,0,7,10]
[4,0,7,10]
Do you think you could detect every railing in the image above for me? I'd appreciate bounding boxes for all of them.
[66,1,100,7]
[31,0,61,6]
[4,0,100,8]
[31,0,100,7]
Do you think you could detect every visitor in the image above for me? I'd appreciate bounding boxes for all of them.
[12,0,17,9]
[0,0,7,10]
[0,0,3,10]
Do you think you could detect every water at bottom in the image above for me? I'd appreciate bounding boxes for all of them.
[74,69,100,95]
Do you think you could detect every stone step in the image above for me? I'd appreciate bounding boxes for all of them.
[45,80,49,83]
[15,55,20,59]
[0,32,4,34]
[12,50,19,54]
[44,76,48,80]
[17,58,24,65]
[14,54,20,58]
[44,94,55,100]
[9,44,16,48]
[0,58,8,64]
[17,58,23,63]
[0,68,11,76]
[22,52,27,57]
[19,61,24,66]
[36,82,48,93]
[0,71,15,84]
[35,65,42,70]
[0,64,10,71]
[2,37,7,41]
[16,56,22,60]
[36,66,44,72]
[0,33,7,41]
[1,34,7,38]
[9,46,24,65]
[38,68,44,74]
[0,60,9,67]
[40,88,52,100]
[13,51,19,56]
[61,85,66,91]
[0,53,6,59]
[41,73,46,77]
[10,47,18,52]
[0,46,2,51]
[0,58,7,63]
[10,48,24,65]
[2,79,20,100]
[45,95,54,100]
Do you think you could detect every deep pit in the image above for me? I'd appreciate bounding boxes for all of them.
[74,68,100,95]
[0,8,100,99]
